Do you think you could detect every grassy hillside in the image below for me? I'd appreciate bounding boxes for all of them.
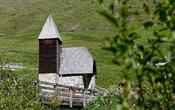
[0,0,114,35]
[0,0,146,88]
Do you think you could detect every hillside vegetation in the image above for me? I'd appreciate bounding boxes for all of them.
[0,0,146,88]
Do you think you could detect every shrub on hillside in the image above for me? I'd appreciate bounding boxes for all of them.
[0,58,60,110]
[86,0,175,109]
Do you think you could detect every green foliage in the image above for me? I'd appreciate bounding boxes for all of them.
[0,57,60,110]
[0,70,43,109]
[0,0,165,109]
[0,0,153,88]
[86,0,175,109]
[85,86,123,110]
[0,0,112,36]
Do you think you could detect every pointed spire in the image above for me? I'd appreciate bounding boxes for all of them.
[38,14,63,42]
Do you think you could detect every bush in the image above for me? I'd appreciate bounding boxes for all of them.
[0,58,60,110]
[86,0,175,109]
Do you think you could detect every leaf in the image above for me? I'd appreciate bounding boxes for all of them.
[137,45,144,52]
[143,21,154,28]
[109,3,115,14]
[98,10,118,27]
[170,0,175,6]
[143,3,150,15]
[126,23,141,36]
[97,0,103,4]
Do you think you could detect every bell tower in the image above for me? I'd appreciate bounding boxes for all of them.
[38,15,62,83]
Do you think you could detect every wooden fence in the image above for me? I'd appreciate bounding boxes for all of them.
[39,81,100,108]
[0,62,23,71]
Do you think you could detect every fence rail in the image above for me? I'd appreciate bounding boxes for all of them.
[39,81,100,108]
[0,62,23,71]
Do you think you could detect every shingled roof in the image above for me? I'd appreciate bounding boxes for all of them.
[59,47,94,75]
[38,15,62,42]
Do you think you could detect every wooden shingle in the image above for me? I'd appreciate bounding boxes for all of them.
[59,47,94,75]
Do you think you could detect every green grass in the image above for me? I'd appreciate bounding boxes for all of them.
[0,0,148,88]
[0,0,114,36]
[0,30,120,88]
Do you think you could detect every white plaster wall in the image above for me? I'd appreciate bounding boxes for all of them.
[88,75,95,89]
[39,73,58,94]
[58,76,84,88]
[39,73,58,83]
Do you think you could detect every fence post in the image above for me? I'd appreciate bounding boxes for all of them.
[69,88,73,108]
[83,90,86,108]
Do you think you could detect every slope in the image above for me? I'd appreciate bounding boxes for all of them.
[0,0,146,88]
